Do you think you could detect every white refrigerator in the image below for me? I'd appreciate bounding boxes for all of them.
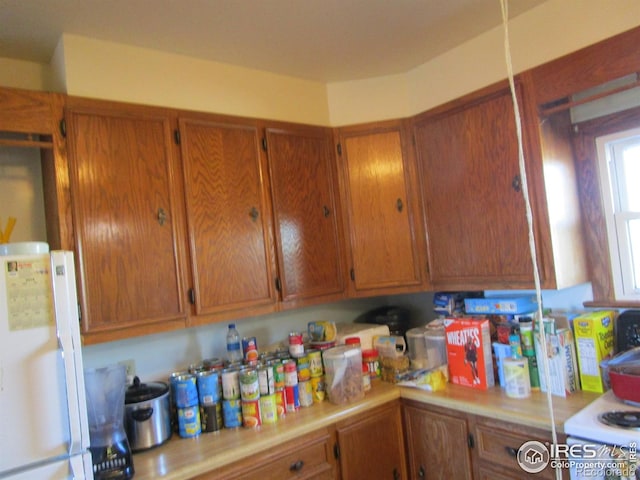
[0,250,93,479]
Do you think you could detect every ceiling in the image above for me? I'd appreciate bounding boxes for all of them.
[0,0,547,83]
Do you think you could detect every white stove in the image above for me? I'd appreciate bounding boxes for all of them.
[565,390,640,446]
[564,391,639,479]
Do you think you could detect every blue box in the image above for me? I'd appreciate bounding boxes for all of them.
[464,296,538,314]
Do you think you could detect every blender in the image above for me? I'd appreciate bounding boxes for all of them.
[84,364,134,479]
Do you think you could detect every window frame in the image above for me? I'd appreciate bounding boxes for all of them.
[595,128,640,300]
[572,104,640,306]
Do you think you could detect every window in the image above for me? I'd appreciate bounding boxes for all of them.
[596,128,640,301]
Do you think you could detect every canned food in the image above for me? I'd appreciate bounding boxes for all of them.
[239,368,260,401]
[298,380,313,407]
[296,355,310,382]
[196,369,220,405]
[258,364,275,396]
[172,374,199,408]
[178,406,201,438]
[222,399,242,429]
[200,402,222,433]
[283,360,298,387]
[308,350,323,377]
[284,384,299,412]
[271,360,285,389]
[202,357,224,371]
[242,337,259,363]
[289,332,304,358]
[259,394,278,424]
[221,368,240,400]
[310,375,325,403]
[274,389,287,418]
[241,399,262,428]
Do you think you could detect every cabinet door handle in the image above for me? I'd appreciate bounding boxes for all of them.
[396,198,404,212]
[418,465,425,478]
[249,207,259,221]
[393,467,401,480]
[157,208,167,226]
[323,205,331,217]
[289,460,304,472]
[505,446,518,457]
[511,174,522,192]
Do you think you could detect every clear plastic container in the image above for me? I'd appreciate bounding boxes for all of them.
[322,345,364,405]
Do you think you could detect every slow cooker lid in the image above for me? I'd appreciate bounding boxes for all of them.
[126,376,168,403]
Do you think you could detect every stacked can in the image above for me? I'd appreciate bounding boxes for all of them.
[258,363,278,424]
[221,367,242,429]
[271,360,287,418]
[170,372,201,438]
[239,368,261,428]
[283,359,300,412]
[196,369,222,433]
[308,350,325,403]
[296,355,313,407]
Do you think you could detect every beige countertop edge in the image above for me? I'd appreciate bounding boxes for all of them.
[133,382,600,480]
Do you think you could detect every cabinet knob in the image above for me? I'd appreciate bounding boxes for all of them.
[249,207,259,221]
[289,460,304,472]
[396,198,404,212]
[418,465,425,478]
[393,467,401,480]
[157,208,167,226]
[505,446,518,457]
[323,205,331,217]
[511,174,522,193]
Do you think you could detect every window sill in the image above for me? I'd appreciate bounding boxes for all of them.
[584,300,640,309]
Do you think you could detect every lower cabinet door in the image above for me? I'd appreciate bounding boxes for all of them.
[403,402,473,480]
[336,401,407,480]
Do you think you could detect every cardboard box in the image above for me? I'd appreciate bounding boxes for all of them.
[534,317,580,397]
[464,296,538,315]
[444,317,495,390]
[335,323,390,350]
[572,310,616,393]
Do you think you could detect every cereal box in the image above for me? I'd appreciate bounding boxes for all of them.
[534,317,580,397]
[572,310,616,393]
[444,317,494,390]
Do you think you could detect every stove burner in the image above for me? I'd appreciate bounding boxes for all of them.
[598,411,640,429]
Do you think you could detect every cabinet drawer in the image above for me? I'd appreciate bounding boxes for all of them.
[474,423,556,479]
[200,428,335,480]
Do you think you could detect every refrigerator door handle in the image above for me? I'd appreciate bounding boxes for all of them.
[51,252,91,456]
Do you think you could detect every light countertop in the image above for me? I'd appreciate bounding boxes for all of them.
[132,381,600,480]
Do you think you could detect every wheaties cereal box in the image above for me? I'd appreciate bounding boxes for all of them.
[444,317,495,390]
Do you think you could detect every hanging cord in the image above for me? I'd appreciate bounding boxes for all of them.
[499,2,560,479]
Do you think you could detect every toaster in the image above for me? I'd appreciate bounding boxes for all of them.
[616,309,640,352]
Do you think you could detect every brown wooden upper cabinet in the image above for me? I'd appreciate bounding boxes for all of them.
[178,115,278,324]
[413,80,588,290]
[335,120,427,296]
[65,98,189,343]
[264,123,346,307]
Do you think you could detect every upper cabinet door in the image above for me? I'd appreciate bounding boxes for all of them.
[65,100,187,341]
[179,117,277,319]
[336,121,426,295]
[413,85,533,290]
[265,125,346,306]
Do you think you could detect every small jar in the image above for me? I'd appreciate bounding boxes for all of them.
[362,364,371,392]
[362,349,380,379]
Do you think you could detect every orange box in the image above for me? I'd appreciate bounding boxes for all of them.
[444,317,495,390]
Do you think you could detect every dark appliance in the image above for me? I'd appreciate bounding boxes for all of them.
[354,306,411,339]
[616,309,640,353]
